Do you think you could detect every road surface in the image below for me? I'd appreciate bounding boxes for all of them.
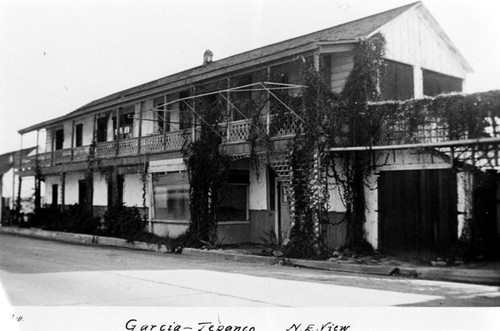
[1,233,499,307]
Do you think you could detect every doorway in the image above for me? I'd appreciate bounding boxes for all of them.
[378,168,457,257]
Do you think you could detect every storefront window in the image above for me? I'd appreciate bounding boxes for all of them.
[153,172,190,221]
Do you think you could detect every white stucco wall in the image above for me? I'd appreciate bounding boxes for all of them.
[123,173,148,207]
[141,99,155,135]
[249,161,268,210]
[63,121,72,149]
[106,112,115,142]
[82,116,94,146]
[93,172,108,206]
[64,172,85,205]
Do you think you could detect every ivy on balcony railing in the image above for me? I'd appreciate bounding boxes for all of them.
[366,90,500,146]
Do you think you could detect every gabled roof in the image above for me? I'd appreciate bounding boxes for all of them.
[19,1,424,134]
[0,147,37,175]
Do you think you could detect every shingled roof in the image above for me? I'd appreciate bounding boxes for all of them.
[20,1,421,134]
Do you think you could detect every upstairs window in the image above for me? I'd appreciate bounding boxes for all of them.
[423,69,463,97]
[232,75,252,121]
[381,60,414,101]
[154,96,170,134]
[55,129,64,150]
[178,90,192,130]
[75,123,83,147]
[96,116,108,143]
[113,106,135,140]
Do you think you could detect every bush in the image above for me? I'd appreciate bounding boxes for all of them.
[35,204,101,235]
[103,204,145,241]
[37,206,66,231]
[66,205,101,235]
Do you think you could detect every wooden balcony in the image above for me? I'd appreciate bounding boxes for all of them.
[18,117,300,172]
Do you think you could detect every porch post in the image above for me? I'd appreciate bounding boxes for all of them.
[115,108,120,156]
[91,114,97,158]
[148,173,154,233]
[162,96,167,151]
[138,102,143,154]
[34,130,41,212]
[16,134,23,223]
[191,87,196,142]
[51,127,55,166]
[226,78,231,140]
[266,67,271,134]
[61,172,66,212]
[71,120,75,161]
[313,51,320,71]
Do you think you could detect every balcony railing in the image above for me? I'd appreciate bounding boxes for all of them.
[18,117,301,170]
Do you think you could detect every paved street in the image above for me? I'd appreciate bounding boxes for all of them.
[1,233,500,307]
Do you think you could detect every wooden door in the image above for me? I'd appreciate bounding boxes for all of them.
[379,169,457,257]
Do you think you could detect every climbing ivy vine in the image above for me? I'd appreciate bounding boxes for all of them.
[182,94,231,246]
[177,30,500,257]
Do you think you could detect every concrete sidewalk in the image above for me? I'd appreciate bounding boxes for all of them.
[1,226,499,286]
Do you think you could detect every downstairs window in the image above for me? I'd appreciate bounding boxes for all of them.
[153,172,190,221]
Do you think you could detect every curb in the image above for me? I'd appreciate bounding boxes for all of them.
[0,227,169,254]
[183,248,280,265]
[2,227,499,285]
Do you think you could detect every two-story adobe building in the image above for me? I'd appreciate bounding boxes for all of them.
[19,2,492,256]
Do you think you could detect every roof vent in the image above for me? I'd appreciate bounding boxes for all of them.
[203,49,213,65]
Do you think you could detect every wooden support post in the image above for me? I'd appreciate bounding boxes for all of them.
[34,130,41,212]
[16,134,23,223]
[313,52,320,71]
[162,95,168,151]
[148,173,154,233]
[191,87,196,142]
[91,114,97,158]
[115,108,120,156]
[450,146,455,168]
[71,120,75,161]
[266,67,271,134]
[61,173,66,212]
[226,78,231,140]
[35,130,40,159]
[51,127,55,166]
[162,97,167,134]
[138,102,143,154]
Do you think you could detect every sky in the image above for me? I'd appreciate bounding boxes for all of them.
[1,0,499,155]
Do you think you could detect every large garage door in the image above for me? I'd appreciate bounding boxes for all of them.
[379,169,457,257]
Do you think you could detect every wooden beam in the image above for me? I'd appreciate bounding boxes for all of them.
[327,137,500,152]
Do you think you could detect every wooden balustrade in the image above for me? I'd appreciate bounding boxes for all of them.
[19,117,304,168]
